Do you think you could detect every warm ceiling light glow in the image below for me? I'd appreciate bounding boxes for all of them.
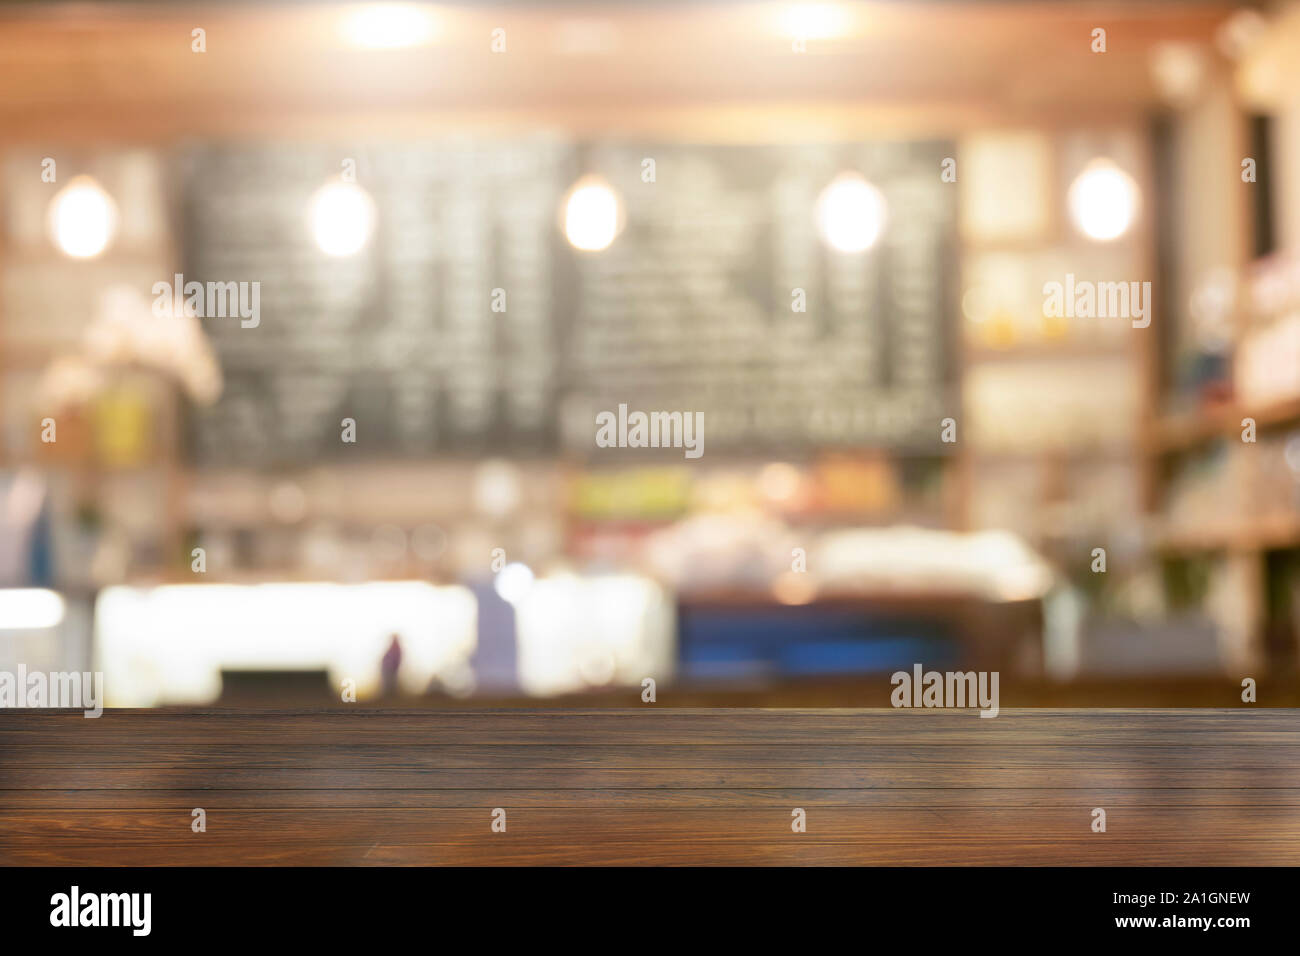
[0,589,66,629]
[815,172,887,253]
[48,176,117,259]
[340,4,437,49]
[1216,9,1267,62]
[1150,42,1205,105]
[563,178,622,252]
[308,181,376,256]
[778,3,852,40]
[1067,159,1140,241]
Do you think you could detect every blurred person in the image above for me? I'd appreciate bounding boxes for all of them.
[380,633,403,698]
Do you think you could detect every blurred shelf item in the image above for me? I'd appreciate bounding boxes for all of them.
[677,586,1043,676]
[1151,424,1300,556]
[1155,256,1300,450]
[966,357,1141,453]
[959,131,1053,244]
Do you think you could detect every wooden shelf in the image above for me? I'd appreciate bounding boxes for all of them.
[1155,515,1300,554]
[971,446,1135,462]
[965,341,1132,363]
[1152,394,1300,453]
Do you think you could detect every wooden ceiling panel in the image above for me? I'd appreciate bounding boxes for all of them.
[0,2,1245,139]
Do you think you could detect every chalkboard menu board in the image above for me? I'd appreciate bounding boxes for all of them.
[182,138,955,464]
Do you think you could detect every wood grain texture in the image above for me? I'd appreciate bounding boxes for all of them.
[1,708,1297,865]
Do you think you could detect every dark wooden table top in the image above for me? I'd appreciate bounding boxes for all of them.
[2,708,1298,865]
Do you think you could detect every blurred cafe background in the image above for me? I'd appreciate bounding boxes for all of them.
[2,0,1300,707]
